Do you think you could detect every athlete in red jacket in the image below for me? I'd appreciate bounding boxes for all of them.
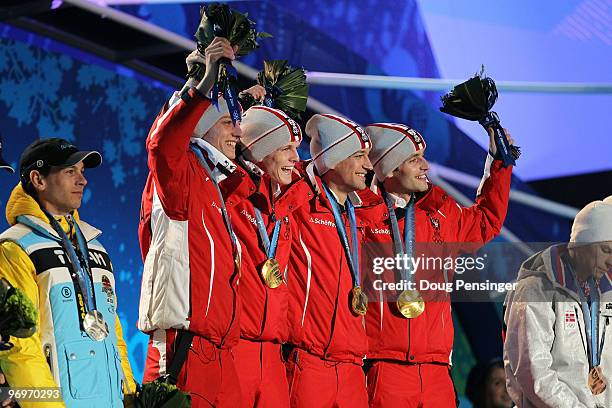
[230,105,313,407]
[137,39,256,407]
[286,113,383,408]
[363,123,514,408]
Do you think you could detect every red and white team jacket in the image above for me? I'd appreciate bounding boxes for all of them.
[364,155,512,364]
[287,162,382,364]
[231,165,312,343]
[137,88,255,348]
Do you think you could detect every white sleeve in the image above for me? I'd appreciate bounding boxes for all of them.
[476,153,494,196]
[168,91,181,108]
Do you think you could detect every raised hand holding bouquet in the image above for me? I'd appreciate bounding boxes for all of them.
[440,66,520,167]
[187,2,272,124]
[240,59,309,120]
[0,278,37,351]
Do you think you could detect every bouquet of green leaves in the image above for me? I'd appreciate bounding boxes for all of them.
[135,379,191,408]
[187,3,271,124]
[0,278,38,350]
[240,60,309,120]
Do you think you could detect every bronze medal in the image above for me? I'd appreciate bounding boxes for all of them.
[83,310,109,341]
[588,366,607,395]
[261,258,283,289]
[351,286,368,316]
[396,290,425,319]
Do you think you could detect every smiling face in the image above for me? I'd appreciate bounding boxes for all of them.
[260,141,300,186]
[323,148,373,196]
[32,161,87,215]
[570,241,612,282]
[203,114,242,159]
[382,151,429,195]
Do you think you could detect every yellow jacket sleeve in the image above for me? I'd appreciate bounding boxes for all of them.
[115,314,137,395]
[0,241,66,408]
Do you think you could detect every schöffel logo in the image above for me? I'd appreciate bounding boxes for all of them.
[369,227,390,235]
[241,208,257,226]
[309,217,336,228]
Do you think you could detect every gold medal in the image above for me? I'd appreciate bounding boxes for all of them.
[83,310,109,341]
[396,290,425,319]
[351,286,368,316]
[261,258,283,288]
[588,366,607,395]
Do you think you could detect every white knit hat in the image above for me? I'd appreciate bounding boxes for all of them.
[307,114,371,175]
[194,96,233,137]
[169,92,235,137]
[240,106,302,162]
[570,196,612,243]
[365,123,427,181]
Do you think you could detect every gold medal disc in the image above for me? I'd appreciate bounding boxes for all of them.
[351,286,368,316]
[588,366,607,395]
[396,290,425,319]
[261,258,283,288]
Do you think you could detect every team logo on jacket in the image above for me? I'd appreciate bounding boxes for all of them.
[101,275,114,303]
[241,209,257,226]
[309,217,336,228]
[369,227,390,235]
[564,309,577,329]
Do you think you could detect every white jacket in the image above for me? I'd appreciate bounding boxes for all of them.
[503,244,612,408]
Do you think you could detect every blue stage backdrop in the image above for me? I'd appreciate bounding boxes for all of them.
[0,25,173,382]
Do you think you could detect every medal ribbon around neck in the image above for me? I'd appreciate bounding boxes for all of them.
[43,209,96,313]
[254,208,281,260]
[380,185,416,282]
[322,183,361,290]
[563,255,603,368]
[379,185,425,318]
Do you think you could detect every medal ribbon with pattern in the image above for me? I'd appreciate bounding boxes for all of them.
[322,183,367,315]
[379,185,425,318]
[254,207,283,288]
[254,208,281,260]
[564,257,604,368]
[43,209,108,340]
